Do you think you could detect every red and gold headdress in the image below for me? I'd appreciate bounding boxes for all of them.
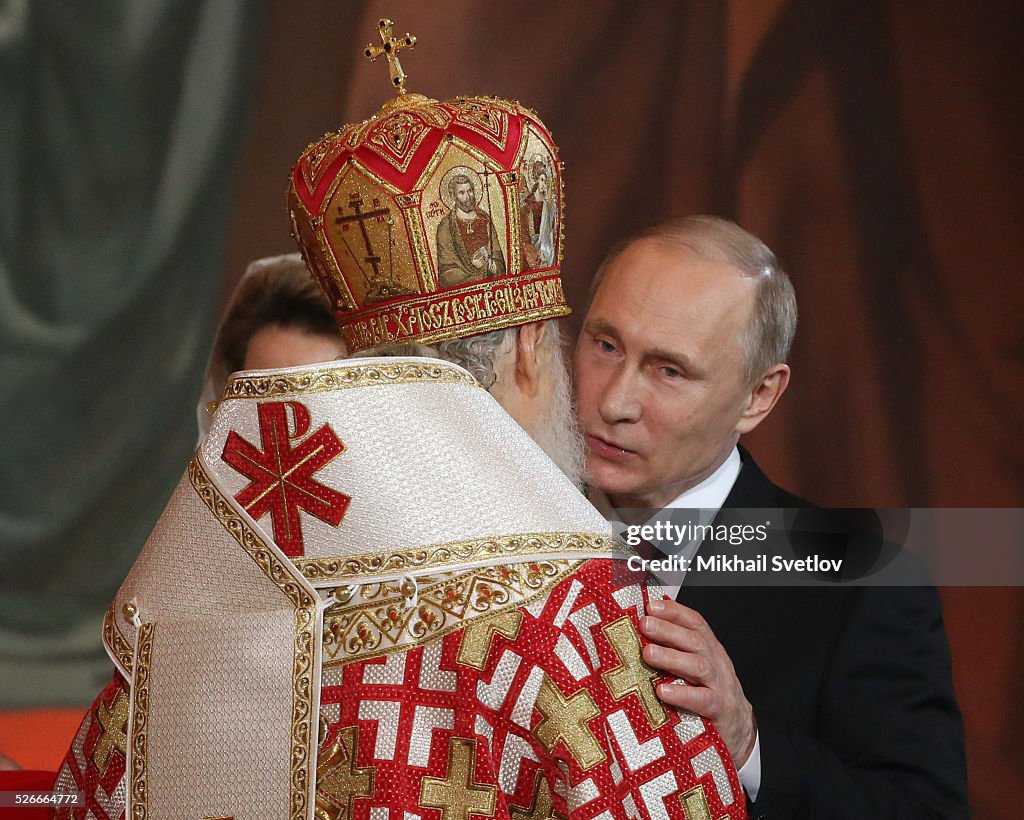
[288,18,569,353]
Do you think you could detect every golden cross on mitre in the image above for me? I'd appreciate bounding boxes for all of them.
[364,17,417,95]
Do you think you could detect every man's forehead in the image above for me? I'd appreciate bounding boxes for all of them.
[603,242,752,309]
[589,241,754,354]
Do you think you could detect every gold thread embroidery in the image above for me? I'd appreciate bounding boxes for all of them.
[679,784,727,820]
[310,175,361,309]
[315,726,375,820]
[346,303,570,352]
[451,95,523,118]
[365,113,432,174]
[329,153,406,196]
[406,129,449,196]
[326,179,417,306]
[103,604,134,675]
[291,92,570,353]
[312,98,454,192]
[92,685,129,777]
[416,131,504,195]
[602,617,669,729]
[510,773,565,820]
[447,101,510,151]
[502,170,523,275]
[420,737,497,820]
[456,609,524,670]
[396,191,438,293]
[533,676,605,771]
[322,560,580,667]
[298,531,617,584]
[129,622,155,820]
[344,119,376,152]
[302,130,349,189]
[556,161,565,267]
[223,360,481,402]
[187,457,317,820]
[339,271,569,353]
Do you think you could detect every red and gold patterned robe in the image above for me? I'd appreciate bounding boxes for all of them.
[55,357,746,820]
[55,559,745,820]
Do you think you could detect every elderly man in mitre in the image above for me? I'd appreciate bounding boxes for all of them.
[55,22,747,820]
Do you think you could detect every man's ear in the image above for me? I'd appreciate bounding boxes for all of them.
[513,321,546,397]
[736,363,790,435]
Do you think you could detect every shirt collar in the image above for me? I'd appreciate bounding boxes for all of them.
[663,446,741,512]
[588,446,742,522]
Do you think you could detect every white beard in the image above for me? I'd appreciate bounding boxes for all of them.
[521,346,586,490]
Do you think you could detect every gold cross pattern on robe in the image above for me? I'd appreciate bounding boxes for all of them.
[510,773,566,820]
[316,726,376,820]
[456,609,524,669]
[365,18,417,95]
[679,784,729,820]
[602,616,670,728]
[91,686,129,776]
[420,737,497,820]
[533,675,605,771]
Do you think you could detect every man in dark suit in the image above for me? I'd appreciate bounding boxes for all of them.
[574,216,967,817]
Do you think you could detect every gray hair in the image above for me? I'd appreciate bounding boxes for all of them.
[359,326,514,389]
[592,215,797,384]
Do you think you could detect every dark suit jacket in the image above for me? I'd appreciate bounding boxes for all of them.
[678,449,968,818]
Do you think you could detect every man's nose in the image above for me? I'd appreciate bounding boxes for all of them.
[598,367,641,424]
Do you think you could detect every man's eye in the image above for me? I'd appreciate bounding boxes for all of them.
[661,366,684,379]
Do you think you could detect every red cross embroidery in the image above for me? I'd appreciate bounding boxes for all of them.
[221,401,349,556]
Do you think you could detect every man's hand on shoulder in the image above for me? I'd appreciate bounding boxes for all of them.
[641,598,757,767]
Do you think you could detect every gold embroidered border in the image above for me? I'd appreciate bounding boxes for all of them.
[450,95,524,120]
[331,153,406,197]
[344,302,569,353]
[297,530,617,584]
[321,559,582,666]
[311,180,360,309]
[187,457,317,820]
[287,180,358,313]
[448,100,512,151]
[222,359,481,402]
[397,192,439,294]
[343,95,451,154]
[341,270,570,353]
[503,171,523,275]
[323,556,581,663]
[365,112,436,175]
[103,605,134,675]
[439,131,513,177]
[345,119,375,151]
[556,160,566,267]
[129,621,154,820]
